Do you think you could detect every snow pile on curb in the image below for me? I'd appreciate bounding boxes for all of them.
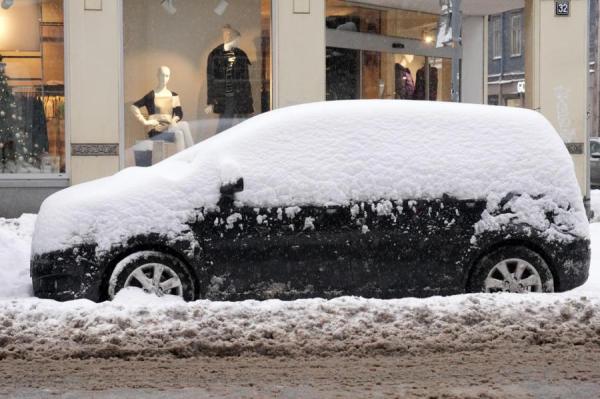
[0,289,598,360]
[0,214,35,298]
[591,190,600,222]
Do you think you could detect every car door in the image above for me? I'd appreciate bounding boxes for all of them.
[282,204,356,298]
[345,199,449,298]
[196,203,293,301]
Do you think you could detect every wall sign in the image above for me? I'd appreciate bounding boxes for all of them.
[72,143,119,156]
[555,0,570,16]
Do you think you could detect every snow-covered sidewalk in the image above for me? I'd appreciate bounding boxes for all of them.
[0,214,598,360]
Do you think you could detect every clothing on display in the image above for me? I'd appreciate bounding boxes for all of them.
[132,90,184,137]
[14,93,49,154]
[394,63,415,100]
[413,66,438,101]
[207,44,253,133]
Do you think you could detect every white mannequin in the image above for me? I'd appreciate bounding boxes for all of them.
[205,26,241,115]
[131,66,193,152]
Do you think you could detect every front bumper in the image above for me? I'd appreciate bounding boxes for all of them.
[31,245,104,301]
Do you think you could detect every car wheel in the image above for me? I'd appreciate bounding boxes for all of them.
[468,246,554,293]
[108,250,195,301]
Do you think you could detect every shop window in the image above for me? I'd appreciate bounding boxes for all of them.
[326,1,453,102]
[510,14,522,57]
[123,0,271,167]
[505,96,523,108]
[488,95,499,105]
[491,15,502,59]
[0,0,65,175]
[326,0,439,41]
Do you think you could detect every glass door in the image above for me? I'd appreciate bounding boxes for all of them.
[325,0,460,102]
[327,48,452,101]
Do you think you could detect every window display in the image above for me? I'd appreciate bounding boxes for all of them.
[131,66,194,154]
[325,1,453,102]
[0,0,65,175]
[124,0,271,167]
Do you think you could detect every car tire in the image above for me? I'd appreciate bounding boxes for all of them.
[107,250,195,301]
[468,246,554,293]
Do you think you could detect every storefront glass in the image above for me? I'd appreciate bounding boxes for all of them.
[326,0,454,102]
[123,0,271,167]
[0,0,65,175]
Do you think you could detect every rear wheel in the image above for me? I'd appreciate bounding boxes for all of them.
[108,251,195,300]
[468,246,554,293]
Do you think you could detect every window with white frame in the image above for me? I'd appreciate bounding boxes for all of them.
[510,14,522,57]
[492,15,502,59]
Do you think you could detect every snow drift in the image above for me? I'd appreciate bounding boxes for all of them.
[0,215,35,298]
[32,100,587,255]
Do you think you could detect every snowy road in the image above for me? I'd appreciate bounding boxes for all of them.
[1,346,600,398]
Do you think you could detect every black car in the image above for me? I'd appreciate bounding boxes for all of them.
[31,101,590,301]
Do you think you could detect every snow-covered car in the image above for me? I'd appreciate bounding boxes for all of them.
[31,100,590,302]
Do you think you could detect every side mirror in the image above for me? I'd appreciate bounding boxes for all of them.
[220,177,244,196]
[218,177,244,209]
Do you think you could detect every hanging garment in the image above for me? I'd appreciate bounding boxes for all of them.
[206,44,253,115]
[14,93,49,157]
[394,64,415,100]
[413,66,438,101]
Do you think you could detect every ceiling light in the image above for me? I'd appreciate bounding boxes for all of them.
[161,0,176,15]
[1,0,14,10]
[214,0,228,16]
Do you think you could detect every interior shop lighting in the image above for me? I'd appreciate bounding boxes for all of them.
[214,0,229,16]
[161,0,176,15]
[1,0,14,10]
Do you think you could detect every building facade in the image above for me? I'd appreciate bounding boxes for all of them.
[487,8,526,107]
[0,0,592,217]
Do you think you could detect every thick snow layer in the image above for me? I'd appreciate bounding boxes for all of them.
[0,214,35,298]
[32,100,586,255]
[1,216,599,359]
[591,190,600,222]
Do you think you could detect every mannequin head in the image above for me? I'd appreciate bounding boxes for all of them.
[157,66,171,88]
[223,24,241,49]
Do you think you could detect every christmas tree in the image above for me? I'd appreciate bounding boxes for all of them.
[0,57,41,172]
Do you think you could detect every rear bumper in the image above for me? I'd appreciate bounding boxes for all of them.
[31,246,103,301]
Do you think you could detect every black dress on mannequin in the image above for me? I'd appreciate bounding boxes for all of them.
[207,44,253,133]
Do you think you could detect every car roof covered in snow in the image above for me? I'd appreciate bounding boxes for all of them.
[173,100,579,205]
[33,100,586,255]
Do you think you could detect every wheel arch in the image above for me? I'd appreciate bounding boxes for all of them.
[98,243,200,301]
[465,238,560,292]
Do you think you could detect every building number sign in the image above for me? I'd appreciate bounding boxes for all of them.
[555,0,570,16]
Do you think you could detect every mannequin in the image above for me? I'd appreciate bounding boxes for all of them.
[205,25,253,133]
[395,55,415,100]
[131,66,194,153]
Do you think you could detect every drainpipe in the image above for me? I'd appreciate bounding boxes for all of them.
[450,0,462,102]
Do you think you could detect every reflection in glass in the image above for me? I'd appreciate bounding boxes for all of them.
[123,0,271,167]
[0,0,65,175]
[327,49,451,102]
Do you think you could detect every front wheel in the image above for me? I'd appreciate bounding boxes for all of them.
[468,246,554,293]
[108,251,195,301]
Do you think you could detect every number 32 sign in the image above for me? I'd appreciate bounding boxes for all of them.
[555,0,570,16]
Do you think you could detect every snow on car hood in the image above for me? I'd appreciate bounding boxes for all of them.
[33,100,588,256]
